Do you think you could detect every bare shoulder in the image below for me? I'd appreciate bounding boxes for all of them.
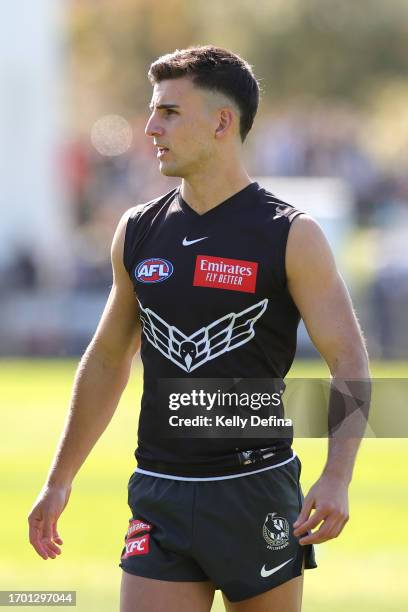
[111,207,139,281]
[286,214,337,284]
[111,206,139,252]
[89,206,141,364]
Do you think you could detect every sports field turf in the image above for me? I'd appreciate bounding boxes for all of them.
[1,359,407,611]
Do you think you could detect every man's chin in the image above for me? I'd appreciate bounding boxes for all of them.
[159,162,183,178]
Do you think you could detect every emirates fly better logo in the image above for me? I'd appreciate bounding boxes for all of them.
[193,255,258,293]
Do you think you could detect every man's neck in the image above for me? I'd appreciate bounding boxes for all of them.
[180,164,252,216]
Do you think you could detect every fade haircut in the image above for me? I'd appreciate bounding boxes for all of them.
[148,45,260,142]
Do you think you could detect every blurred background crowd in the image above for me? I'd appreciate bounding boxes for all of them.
[1,0,408,359]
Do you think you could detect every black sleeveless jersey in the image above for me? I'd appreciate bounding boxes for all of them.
[123,182,304,477]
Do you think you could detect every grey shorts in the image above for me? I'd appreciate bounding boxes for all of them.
[119,455,317,602]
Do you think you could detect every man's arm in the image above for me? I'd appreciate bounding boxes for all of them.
[285,215,370,545]
[28,210,140,560]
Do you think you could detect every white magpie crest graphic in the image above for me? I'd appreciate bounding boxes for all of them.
[138,298,268,372]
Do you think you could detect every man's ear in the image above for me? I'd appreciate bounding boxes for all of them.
[215,108,234,138]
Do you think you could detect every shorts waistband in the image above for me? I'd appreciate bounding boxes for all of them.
[134,451,297,481]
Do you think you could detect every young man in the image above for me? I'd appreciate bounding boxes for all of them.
[28,46,369,612]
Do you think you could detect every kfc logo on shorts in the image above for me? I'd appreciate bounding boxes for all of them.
[121,534,150,558]
[127,519,152,538]
[135,258,174,283]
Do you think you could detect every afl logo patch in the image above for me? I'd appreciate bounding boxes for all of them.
[135,258,174,283]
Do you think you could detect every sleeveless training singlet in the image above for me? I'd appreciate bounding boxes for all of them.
[123,182,304,477]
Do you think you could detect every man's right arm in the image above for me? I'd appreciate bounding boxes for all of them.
[28,210,140,560]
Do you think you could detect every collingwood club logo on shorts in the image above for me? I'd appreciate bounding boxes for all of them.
[262,512,290,550]
[135,258,174,283]
[138,298,268,372]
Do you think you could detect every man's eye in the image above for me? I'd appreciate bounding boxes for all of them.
[165,109,177,115]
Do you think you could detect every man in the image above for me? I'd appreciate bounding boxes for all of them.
[28,46,370,612]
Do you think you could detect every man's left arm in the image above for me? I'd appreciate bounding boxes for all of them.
[285,214,371,545]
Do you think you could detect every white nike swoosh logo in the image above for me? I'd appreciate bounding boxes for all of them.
[260,557,293,578]
[182,236,208,246]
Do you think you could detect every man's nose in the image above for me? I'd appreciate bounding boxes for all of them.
[145,115,163,137]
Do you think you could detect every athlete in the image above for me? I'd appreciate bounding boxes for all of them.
[28,46,370,612]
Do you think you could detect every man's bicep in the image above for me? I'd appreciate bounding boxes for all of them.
[89,210,141,366]
[286,216,367,373]
[292,268,362,368]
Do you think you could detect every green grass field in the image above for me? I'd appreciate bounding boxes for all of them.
[1,359,407,611]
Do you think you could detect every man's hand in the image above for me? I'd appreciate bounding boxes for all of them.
[293,474,349,545]
[28,485,71,560]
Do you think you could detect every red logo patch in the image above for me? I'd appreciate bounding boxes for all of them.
[121,534,150,558]
[193,255,258,293]
[127,519,152,538]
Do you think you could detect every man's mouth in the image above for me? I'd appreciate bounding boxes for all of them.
[156,146,169,158]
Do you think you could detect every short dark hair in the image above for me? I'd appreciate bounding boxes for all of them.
[148,45,260,142]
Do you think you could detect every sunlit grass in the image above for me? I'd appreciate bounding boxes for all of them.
[0,359,407,611]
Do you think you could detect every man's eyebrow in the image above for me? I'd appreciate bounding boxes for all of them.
[148,102,180,111]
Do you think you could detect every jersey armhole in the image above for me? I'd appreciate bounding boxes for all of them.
[123,207,144,276]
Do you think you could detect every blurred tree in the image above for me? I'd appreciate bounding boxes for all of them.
[67,0,408,161]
